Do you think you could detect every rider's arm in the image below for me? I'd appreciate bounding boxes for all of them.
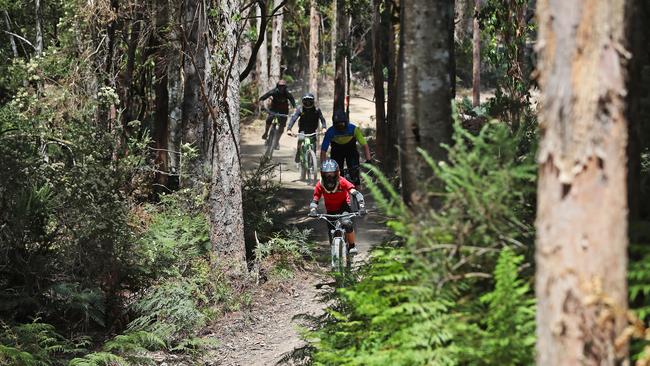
[354,126,372,161]
[288,92,296,108]
[320,128,334,161]
[318,109,327,129]
[349,189,366,213]
[259,89,273,101]
[310,184,323,214]
[287,107,301,131]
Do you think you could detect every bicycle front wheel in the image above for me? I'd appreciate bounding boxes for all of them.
[306,149,318,185]
[265,125,277,158]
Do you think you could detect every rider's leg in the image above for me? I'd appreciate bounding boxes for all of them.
[295,138,303,163]
[274,116,287,150]
[330,145,345,172]
[262,114,273,139]
[343,223,357,253]
[346,145,361,186]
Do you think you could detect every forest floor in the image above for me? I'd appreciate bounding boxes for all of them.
[201,84,389,366]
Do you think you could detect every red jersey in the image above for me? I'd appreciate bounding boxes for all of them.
[313,177,355,213]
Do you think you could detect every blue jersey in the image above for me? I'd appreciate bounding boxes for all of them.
[321,123,367,152]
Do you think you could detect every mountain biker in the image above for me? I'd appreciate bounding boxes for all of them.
[320,110,372,186]
[287,93,327,163]
[309,159,366,254]
[259,79,296,149]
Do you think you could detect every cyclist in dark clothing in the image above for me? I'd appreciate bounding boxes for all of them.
[287,93,327,162]
[259,80,296,147]
[320,110,372,186]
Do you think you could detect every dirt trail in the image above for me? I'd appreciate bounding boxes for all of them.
[204,87,388,366]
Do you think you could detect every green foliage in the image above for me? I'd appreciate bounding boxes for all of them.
[0,321,85,366]
[242,159,283,246]
[472,249,535,365]
[254,228,314,280]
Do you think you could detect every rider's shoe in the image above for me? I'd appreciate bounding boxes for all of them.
[262,132,268,140]
[348,243,358,255]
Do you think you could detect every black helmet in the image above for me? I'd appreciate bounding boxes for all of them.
[320,159,340,192]
[332,109,348,131]
[302,93,315,109]
[277,79,287,91]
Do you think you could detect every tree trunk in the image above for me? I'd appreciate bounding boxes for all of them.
[210,0,246,275]
[384,0,399,175]
[256,3,269,107]
[3,10,18,58]
[269,0,284,87]
[333,0,347,112]
[398,0,454,205]
[308,0,319,98]
[472,0,481,107]
[331,0,337,67]
[181,0,210,182]
[372,0,386,164]
[535,1,630,364]
[167,19,183,191]
[35,0,43,55]
[153,0,170,191]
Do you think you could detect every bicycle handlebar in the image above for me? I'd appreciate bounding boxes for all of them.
[310,212,361,220]
[288,132,317,138]
[262,108,289,118]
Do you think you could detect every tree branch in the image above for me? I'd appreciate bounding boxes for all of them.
[238,0,288,82]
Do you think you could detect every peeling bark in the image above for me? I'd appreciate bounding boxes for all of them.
[535,0,630,364]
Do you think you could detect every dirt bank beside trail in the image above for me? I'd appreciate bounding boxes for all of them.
[203,88,388,366]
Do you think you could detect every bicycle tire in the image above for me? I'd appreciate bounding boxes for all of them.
[299,146,307,181]
[306,149,318,184]
[265,124,277,158]
[331,237,343,269]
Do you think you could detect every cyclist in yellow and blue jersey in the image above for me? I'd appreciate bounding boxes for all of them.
[320,110,372,186]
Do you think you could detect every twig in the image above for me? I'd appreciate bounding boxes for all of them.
[2,30,35,49]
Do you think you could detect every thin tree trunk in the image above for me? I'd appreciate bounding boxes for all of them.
[210,0,246,275]
[123,16,141,126]
[535,1,630,364]
[3,10,18,58]
[168,17,183,190]
[398,0,454,205]
[256,3,269,107]
[333,0,347,112]
[308,0,319,98]
[35,0,43,55]
[154,0,170,190]
[269,0,284,87]
[472,0,481,107]
[372,0,386,164]
[384,0,399,175]
[331,0,337,67]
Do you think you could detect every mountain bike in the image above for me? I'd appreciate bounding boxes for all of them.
[288,131,318,184]
[309,211,361,271]
[263,108,289,159]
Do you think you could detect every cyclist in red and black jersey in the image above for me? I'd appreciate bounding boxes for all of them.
[309,159,366,253]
